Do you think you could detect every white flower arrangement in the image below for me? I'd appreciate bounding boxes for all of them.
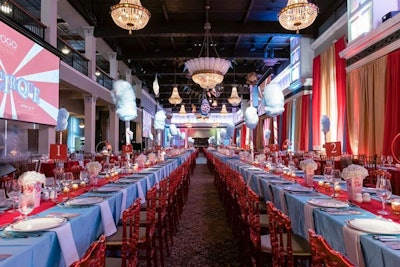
[86,161,102,175]
[299,159,318,172]
[18,171,45,186]
[342,164,369,180]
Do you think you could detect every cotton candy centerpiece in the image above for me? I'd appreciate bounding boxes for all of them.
[110,80,137,146]
[320,115,330,144]
[154,110,167,130]
[264,129,271,145]
[244,106,258,130]
[263,83,284,117]
[226,121,235,139]
[170,124,178,136]
[56,108,69,144]
[219,129,226,140]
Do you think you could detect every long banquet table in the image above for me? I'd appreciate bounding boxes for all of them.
[0,152,191,267]
[222,157,400,267]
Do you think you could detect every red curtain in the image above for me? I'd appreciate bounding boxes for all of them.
[334,37,351,154]
[241,124,247,149]
[311,55,321,147]
[280,103,288,147]
[300,94,311,150]
[383,49,400,156]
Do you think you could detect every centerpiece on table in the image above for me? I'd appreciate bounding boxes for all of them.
[299,158,318,186]
[342,164,368,201]
[86,161,102,187]
[18,171,46,207]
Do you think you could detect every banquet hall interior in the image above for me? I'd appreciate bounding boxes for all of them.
[1,0,400,266]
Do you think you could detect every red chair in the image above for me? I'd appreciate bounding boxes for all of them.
[106,198,141,267]
[70,234,106,267]
[308,229,354,267]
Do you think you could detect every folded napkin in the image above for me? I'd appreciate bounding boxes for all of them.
[146,176,151,190]
[98,201,117,236]
[53,223,79,266]
[137,182,146,204]
[304,203,315,239]
[120,188,128,219]
[278,190,288,214]
[342,225,366,267]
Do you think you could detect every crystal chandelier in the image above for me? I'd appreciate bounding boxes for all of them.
[278,0,318,34]
[168,86,182,105]
[220,104,228,115]
[179,104,187,115]
[227,86,241,106]
[185,5,231,89]
[110,0,151,35]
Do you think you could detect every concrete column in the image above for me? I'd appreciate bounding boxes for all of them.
[38,126,56,155]
[83,26,97,81]
[108,52,118,79]
[83,94,97,153]
[108,105,119,153]
[41,0,57,46]
[125,69,133,84]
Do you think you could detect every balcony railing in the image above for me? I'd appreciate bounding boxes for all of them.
[57,38,89,76]
[95,68,113,90]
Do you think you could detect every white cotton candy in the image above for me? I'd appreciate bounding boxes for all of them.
[264,129,271,140]
[154,110,167,130]
[321,115,330,133]
[110,80,137,121]
[153,74,159,97]
[188,137,194,143]
[56,108,69,131]
[149,132,154,140]
[220,129,226,139]
[226,121,235,138]
[263,83,285,116]
[244,106,259,130]
[170,124,178,136]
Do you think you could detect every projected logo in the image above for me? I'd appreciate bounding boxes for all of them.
[0,21,60,125]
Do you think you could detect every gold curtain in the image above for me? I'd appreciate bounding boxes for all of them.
[255,114,267,150]
[320,45,338,142]
[346,56,387,155]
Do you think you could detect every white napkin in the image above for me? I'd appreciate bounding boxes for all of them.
[303,203,315,239]
[53,223,79,266]
[154,171,160,184]
[342,225,366,267]
[119,188,128,219]
[98,201,117,236]
[137,182,146,204]
[146,176,151,190]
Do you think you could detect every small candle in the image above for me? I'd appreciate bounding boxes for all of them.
[318,180,324,187]
[334,185,341,192]
[291,173,296,178]
[63,187,70,193]
[391,198,400,213]
[80,181,86,187]
[324,182,330,189]
[72,183,79,190]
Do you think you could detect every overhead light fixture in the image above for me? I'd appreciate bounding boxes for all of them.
[278,0,319,34]
[1,1,12,14]
[79,120,85,129]
[95,69,101,76]
[153,73,159,97]
[169,86,182,105]
[211,99,218,107]
[61,46,70,55]
[191,104,197,113]
[185,5,231,89]
[179,104,186,115]
[227,86,242,106]
[110,0,151,35]
[220,104,228,115]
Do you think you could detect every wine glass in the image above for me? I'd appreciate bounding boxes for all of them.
[6,180,21,213]
[376,176,392,215]
[332,169,342,198]
[61,172,73,200]
[380,155,386,167]
[79,170,89,187]
[387,155,394,166]
[323,165,334,185]
[17,193,35,220]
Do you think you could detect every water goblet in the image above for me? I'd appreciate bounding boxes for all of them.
[79,170,89,187]
[6,180,21,213]
[323,165,334,190]
[376,176,392,215]
[380,155,386,167]
[16,193,35,220]
[61,172,73,200]
[332,169,342,198]
[387,155,394,166]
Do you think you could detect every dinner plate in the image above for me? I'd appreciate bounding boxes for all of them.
[117,178,139,183]
[346,219,400,234]
[284,185,313,192]
[91,187,121,193]
[10,217,66,232]
[65,197,104,206]
[308,198,349,208]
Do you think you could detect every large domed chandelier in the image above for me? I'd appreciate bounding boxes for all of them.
[110,0,151,34]
[278,0,318,34]
[185,5,231,89]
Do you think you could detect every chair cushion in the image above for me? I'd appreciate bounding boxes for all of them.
[259,214,269,228]
[105,257,122,266]
[260,233,310,256]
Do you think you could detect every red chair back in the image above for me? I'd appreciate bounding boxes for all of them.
[70,235,106,267]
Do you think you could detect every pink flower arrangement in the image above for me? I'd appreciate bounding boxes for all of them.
[18,171,45,186]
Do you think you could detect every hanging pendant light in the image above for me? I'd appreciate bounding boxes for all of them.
[227,86,241,106]
[153,73,159,97]
[110,0,151,34]
[278,0,319,34]
[169,86,182,105]
[185,5,231,89]
[220,104,228,115]
[211,99,218,107]
[179,104,186,115]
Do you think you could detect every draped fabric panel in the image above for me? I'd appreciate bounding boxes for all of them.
[334,37,348,151]
[346,56,387,155]
[279,103,288,148]
[311,56,321,147]
[383,49,400,157]
[299,94,311,151]
[294,98,303,151]
[241,124,247,149]
[255,114,267,150]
